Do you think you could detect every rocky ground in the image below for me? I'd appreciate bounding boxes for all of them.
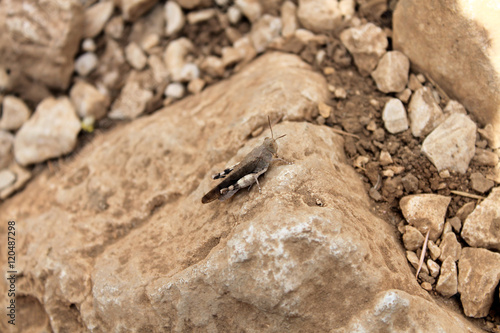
[0,0,499,332]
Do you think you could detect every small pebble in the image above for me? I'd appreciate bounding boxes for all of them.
[125,42,147,70]
[0,169,16,191]
[228,6,242,24]
[75,52,98,77]
[379,151,393,165]
[165,1,186,36]
[470,172,494,193]
[318,102,332,118]
[165,83,185,99]
[334,87,347,99]
[187,78,205,94]
[421,281,433,291]
[82,38,96,52]
[187,9,217,24]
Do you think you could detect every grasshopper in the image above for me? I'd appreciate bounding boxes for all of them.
[201,116,287,204]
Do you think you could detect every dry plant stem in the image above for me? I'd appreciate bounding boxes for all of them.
[450,190,485,200]
[330,128,360,139]
[416,229,430,279]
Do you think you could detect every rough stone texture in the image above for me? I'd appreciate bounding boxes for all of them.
[371,51,410,93]
[439,232,461,262]
[402,225,424,251]
[393,0,500,148]
[0,130,14,169]
[382,98,408,134]
[0,53,482,332]
[0,0,83,90]
[249,14,282,53]
[427,259,440,278]
[0,95,31,131]
[436,257,457,298]
[469,172,494,193]
[456,202,476,223]
[400,194,451,242]
[13,97,81,166]
[427,240,441,261]
[421,113,477,174]
[461,187,500,251]
[108,79,153,119]
[70,81,109,120]
[340,23,388,76]
[165,0,185,36]
[458,247,500,318]
[281,1,298,38]
[473,148,499,167]
[408,87,443,137]
[84,0,114,38]
[0,162,31,200]
[116,0,158,21]
[234,0,262,22]
[297,0,341,33]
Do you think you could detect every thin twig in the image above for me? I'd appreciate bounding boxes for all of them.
[450,190,485,200]
[330,128,360,139]
[416,229,430,279]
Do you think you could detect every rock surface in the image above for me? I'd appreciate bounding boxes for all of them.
[439,232,461,262]
[461,187,500,251]
[297,0,341,33]
[436,257,457,298]
[14,97,81,166]
[408,87,443,137]
[371,51,410,93]
[0,0,83,90]
[70,81,109,120]
[400,194,451,241]
[393,0,500,148]
[421,113,476,174]
[340,23,388,76]
[0,96,31,131]
[458,247,500,318]
[0,53,482,332]
[382,98,408,134]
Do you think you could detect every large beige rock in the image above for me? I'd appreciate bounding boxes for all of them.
[461,187,500,251]
[393,0,500,148]
[0,0,83,90]
[0,53,482,332]
[458,247,500,318]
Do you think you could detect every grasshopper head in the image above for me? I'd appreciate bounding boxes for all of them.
[263,137,279,155]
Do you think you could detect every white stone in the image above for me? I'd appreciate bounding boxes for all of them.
[461,187,500,251]
[371,51,410,93]
[75,52,98,77]
[250,15,282,53]
[187,9,216,24]
[297,0,341,34]
[82,38,97,52]
[109,81,153,119]
[235,0,262,22]
[281,1,298,38]
[421,113,476,174]
[340,23,388,76]
[0,169,16,191]
[165,1,185,36]
[408,87,444,137]
[164,38,194,82]
[165,83,185,99]
[400,194,451,242]
[125,42,148,70]
[84,1,114,38]
[382,98,408,134]
[179,63,200,82]
[0,130,14,169]
[14,97,81,166]
[227,6,242,25]
[339,0,355,20]
[0,96,31,131]
[70,81,109,120]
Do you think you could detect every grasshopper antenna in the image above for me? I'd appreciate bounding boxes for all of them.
[268,115,274,139]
